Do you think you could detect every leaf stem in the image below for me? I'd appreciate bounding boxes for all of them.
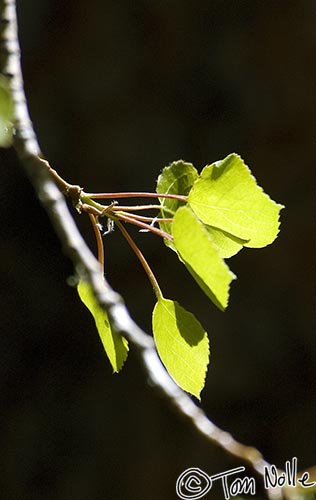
[112,204,164,212]
[115,212,173,241]
[116,220,163,300]
[88,213,105,271]
[117,211,172,223]
[80,195,109,213]
[87,191,187,202]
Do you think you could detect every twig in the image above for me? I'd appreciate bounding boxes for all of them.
[0,2,283,498]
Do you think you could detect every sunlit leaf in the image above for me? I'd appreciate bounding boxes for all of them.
[188,153,284,248]
[205,226,247,259]
[152,296,209,399]
[0,76,14,148]
[78,281,128,372]
[156,160,198,249]
[172,206,235,310]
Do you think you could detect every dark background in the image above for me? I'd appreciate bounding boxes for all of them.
[1,1,316,499]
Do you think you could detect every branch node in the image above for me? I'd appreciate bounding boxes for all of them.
[67,184,84,211]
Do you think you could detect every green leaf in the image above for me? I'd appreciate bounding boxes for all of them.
[77,280,128,372]
[152,297,210,399]
[205,226,247,259]
[156,160,198,249]
[188,153,284,248]
[0,76,14,148]
[172,206,235,310]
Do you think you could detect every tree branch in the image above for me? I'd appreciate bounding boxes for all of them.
[0,2,284,498]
